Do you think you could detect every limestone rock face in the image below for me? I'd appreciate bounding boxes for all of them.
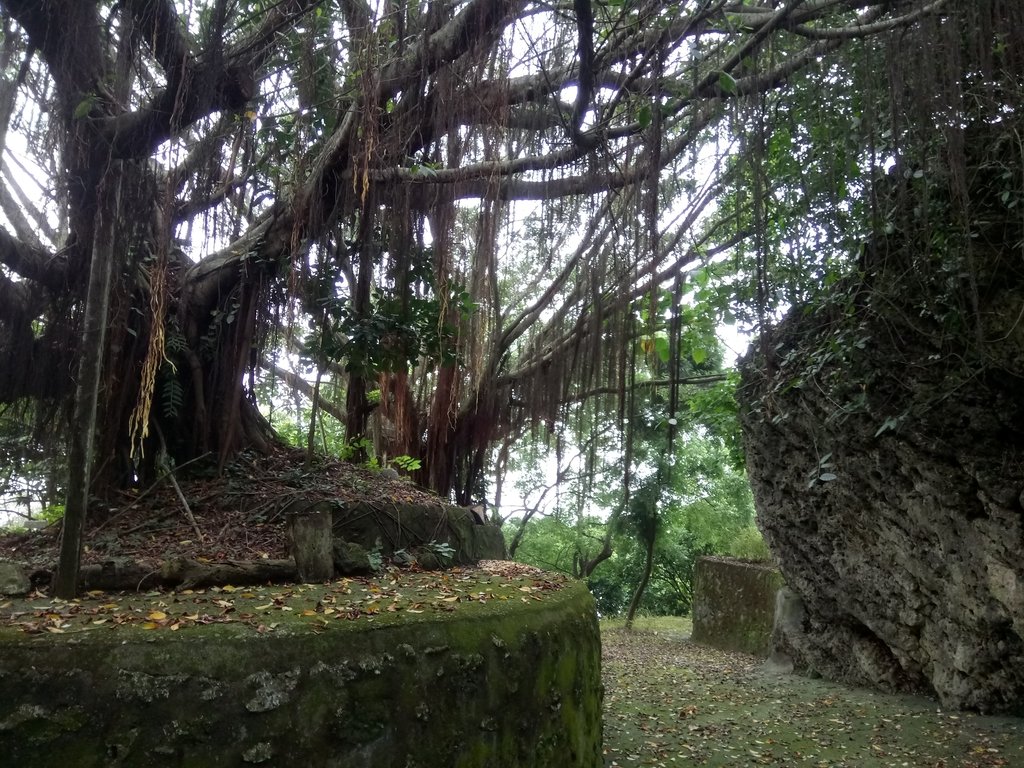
[737,190,1024,713]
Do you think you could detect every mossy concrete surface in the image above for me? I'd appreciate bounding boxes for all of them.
[313,500,506,563]
[0,579,601,767]
[690,556,783,656]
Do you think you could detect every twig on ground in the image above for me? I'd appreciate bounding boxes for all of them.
[153,423,204,543]
[93,451,212,534]
[164,466,203,542]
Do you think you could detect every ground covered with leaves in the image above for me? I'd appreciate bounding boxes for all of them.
[0,447,442,569]
[602,617,1024,768]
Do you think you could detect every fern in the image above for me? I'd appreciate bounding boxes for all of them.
[164,327,187,355]
[159,370,184,420]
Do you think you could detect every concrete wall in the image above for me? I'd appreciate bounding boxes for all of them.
[0,581,600,767]
[691,556,784,656]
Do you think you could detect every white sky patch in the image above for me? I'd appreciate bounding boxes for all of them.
[717,322,751,367]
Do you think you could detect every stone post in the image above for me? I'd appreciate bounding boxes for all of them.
[288,505,334,582]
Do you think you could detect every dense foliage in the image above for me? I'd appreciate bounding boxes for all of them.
[506,392,766,617]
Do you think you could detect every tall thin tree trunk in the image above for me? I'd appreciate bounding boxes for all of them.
[624,533,656,630]
[343,238,374,455]
[55,169,122,599]
[506,506,537,559]
[306,307,328,468]
[305,368,322,468]
[577,507,619,578]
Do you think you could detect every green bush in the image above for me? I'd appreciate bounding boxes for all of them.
[726,524,773,562]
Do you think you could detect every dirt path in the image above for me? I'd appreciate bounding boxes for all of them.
[601,618,1024,767]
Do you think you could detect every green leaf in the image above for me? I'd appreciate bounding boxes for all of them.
[637,104,652,130]
[73,94,95,119]
[717,72,737,95]
[654,336,670,363]
[874,416,900,437]
[692,347,707,365]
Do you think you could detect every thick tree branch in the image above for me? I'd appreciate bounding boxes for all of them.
[261,358,348,425]
[122,0,194,75]
[0,161,47,251]
[97,59,256,159]
[0,0,106,106]
[183,0,532,310]
[792,0,949,39]
[366,144,589,185]
[378,0,523,97]
[571,0,595,145]
[0,269,30,322]
[568,375,730,404]
[0,226,65,290]
[100,0,319,160]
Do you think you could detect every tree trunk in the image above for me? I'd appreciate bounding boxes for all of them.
[576,530,614,579]
[505,507,537,559]
[54,170,122,599]
[425,364,458,495]
[142,269,278,478]
[343,227,376,453]
[624,534,656,630]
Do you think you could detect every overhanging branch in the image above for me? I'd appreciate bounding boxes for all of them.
[567,375,730,404]
[261,358,347,425]
[0,226,66,290]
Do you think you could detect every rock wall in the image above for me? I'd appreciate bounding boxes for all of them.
[0,581,601,767]
[691,556,784,656]
[737,171,1024,713]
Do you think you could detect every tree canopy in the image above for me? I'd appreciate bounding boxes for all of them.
[5,0,1008,594]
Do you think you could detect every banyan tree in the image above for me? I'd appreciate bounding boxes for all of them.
[0,1,950,591]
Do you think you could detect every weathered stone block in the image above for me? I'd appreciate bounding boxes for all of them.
[691,556,784,656]
[0,560,29,596]
[332,540,373,575]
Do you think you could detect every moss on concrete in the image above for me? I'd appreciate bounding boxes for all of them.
[281,499,507,564]
[0,579,601,767]
[691,556,784,656]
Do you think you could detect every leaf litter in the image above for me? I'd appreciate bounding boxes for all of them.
[601,617,1024,768]
[0,563,568,636]
[0,446,450,570]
